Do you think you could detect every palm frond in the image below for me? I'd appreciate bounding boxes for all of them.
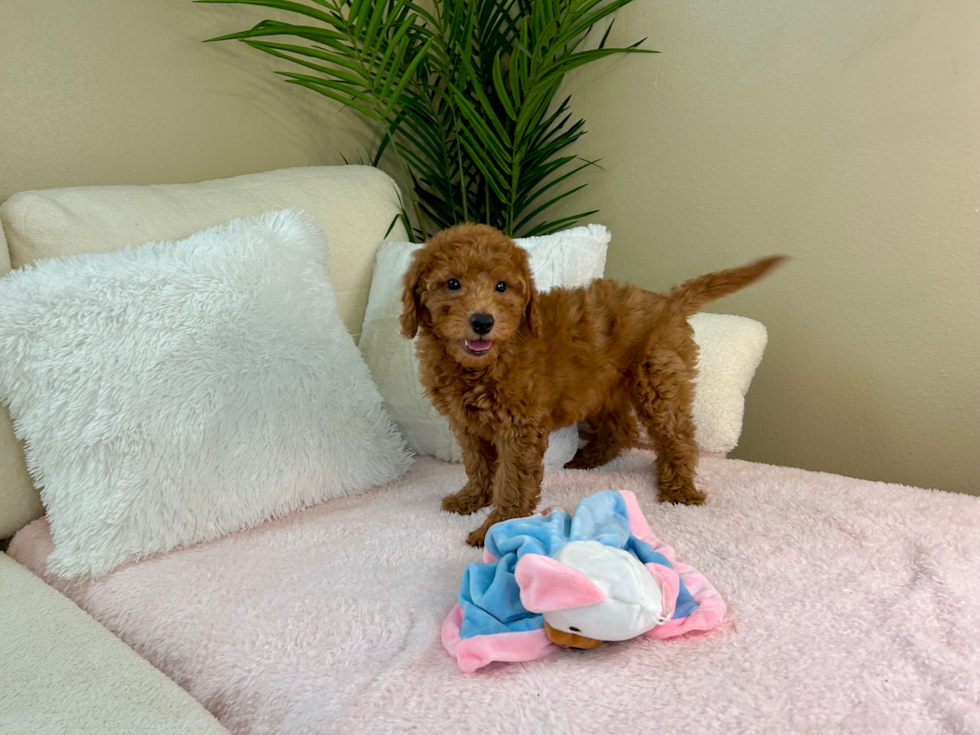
[199,0,656,238]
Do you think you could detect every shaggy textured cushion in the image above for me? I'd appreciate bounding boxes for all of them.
[0,165,408,540]
[631,312,769,455]
[0,209,411,578]
[687,313,768,453]
[359,225,610,467]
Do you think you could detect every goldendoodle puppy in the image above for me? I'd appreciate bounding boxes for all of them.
[401,223,784,546]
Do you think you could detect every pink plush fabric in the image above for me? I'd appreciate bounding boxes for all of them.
[9,451,980,734]
[440,604,554,673]
[644,562,680,620]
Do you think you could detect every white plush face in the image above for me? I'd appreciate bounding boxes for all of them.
[517,540,666,642]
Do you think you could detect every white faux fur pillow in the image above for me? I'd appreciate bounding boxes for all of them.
[631,313,768,455]
[359,225,611,469]
[0,209,412,578]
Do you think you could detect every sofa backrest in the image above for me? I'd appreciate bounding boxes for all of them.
[0,224,44,537]
[0,165,408,539]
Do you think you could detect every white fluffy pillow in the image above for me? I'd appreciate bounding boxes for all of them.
[687,313,768,454]
[631,313,768,455]
[359,225,610,469]
[0,209,412,578]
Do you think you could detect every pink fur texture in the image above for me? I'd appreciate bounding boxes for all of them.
[9,451,980,734]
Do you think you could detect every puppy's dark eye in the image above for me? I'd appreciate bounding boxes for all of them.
[495,281,507,292]
[446,278,461,291]
[569,626,581,632]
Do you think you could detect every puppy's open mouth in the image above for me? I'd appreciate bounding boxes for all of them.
[462,339,493,356]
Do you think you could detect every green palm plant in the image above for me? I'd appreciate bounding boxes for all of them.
[198,0,655,240]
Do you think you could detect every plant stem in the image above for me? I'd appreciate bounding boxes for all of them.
[453,109,468,223]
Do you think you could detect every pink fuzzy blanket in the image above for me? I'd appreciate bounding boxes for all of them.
[10,451,980,734]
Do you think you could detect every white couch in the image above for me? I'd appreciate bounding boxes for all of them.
[3,166,978,735]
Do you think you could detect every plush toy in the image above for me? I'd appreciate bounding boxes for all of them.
[442,490,726,673]
[520,538,675,649]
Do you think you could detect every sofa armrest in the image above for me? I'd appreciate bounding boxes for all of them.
[0,553,228,734]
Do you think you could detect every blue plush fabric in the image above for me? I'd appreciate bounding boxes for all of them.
[457,490,699,639]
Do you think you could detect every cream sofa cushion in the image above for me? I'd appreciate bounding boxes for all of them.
[0,230,43,539]
[0,165,407,539]
[632,313,769,455]
[0,552,228,734]
[0,166,405,336]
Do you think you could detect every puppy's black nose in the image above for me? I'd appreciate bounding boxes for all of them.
[469,313,494,335]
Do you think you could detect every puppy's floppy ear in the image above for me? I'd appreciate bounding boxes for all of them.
[400,248,430,339]
[516,250,542,338]
[524,280,543,338]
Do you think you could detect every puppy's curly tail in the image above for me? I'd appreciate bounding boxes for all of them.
[668,255,787,316]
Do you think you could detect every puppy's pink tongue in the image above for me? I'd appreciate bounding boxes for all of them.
[465,339,492,352]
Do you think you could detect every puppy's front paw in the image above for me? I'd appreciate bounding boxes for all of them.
[564,454,599,470]
[466,526,488,548]
[658,485,706,505]
[441,486,491,515]
[564,441,619,470]
[465,507,533,547]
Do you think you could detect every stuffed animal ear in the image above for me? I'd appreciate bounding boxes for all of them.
[515,554,606,613]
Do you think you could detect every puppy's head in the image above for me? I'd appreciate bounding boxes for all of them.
[400,223,540,366]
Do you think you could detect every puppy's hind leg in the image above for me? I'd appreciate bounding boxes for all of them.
[442,430,495,515]
[632,348,705,505]
[565,401,637,470]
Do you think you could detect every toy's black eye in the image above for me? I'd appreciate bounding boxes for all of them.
[495,281,507,292]
[447,279,461,291]
[569,626,581,632]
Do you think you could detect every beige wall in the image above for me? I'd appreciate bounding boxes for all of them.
[556,0,979,495]
[0,0,374,203]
